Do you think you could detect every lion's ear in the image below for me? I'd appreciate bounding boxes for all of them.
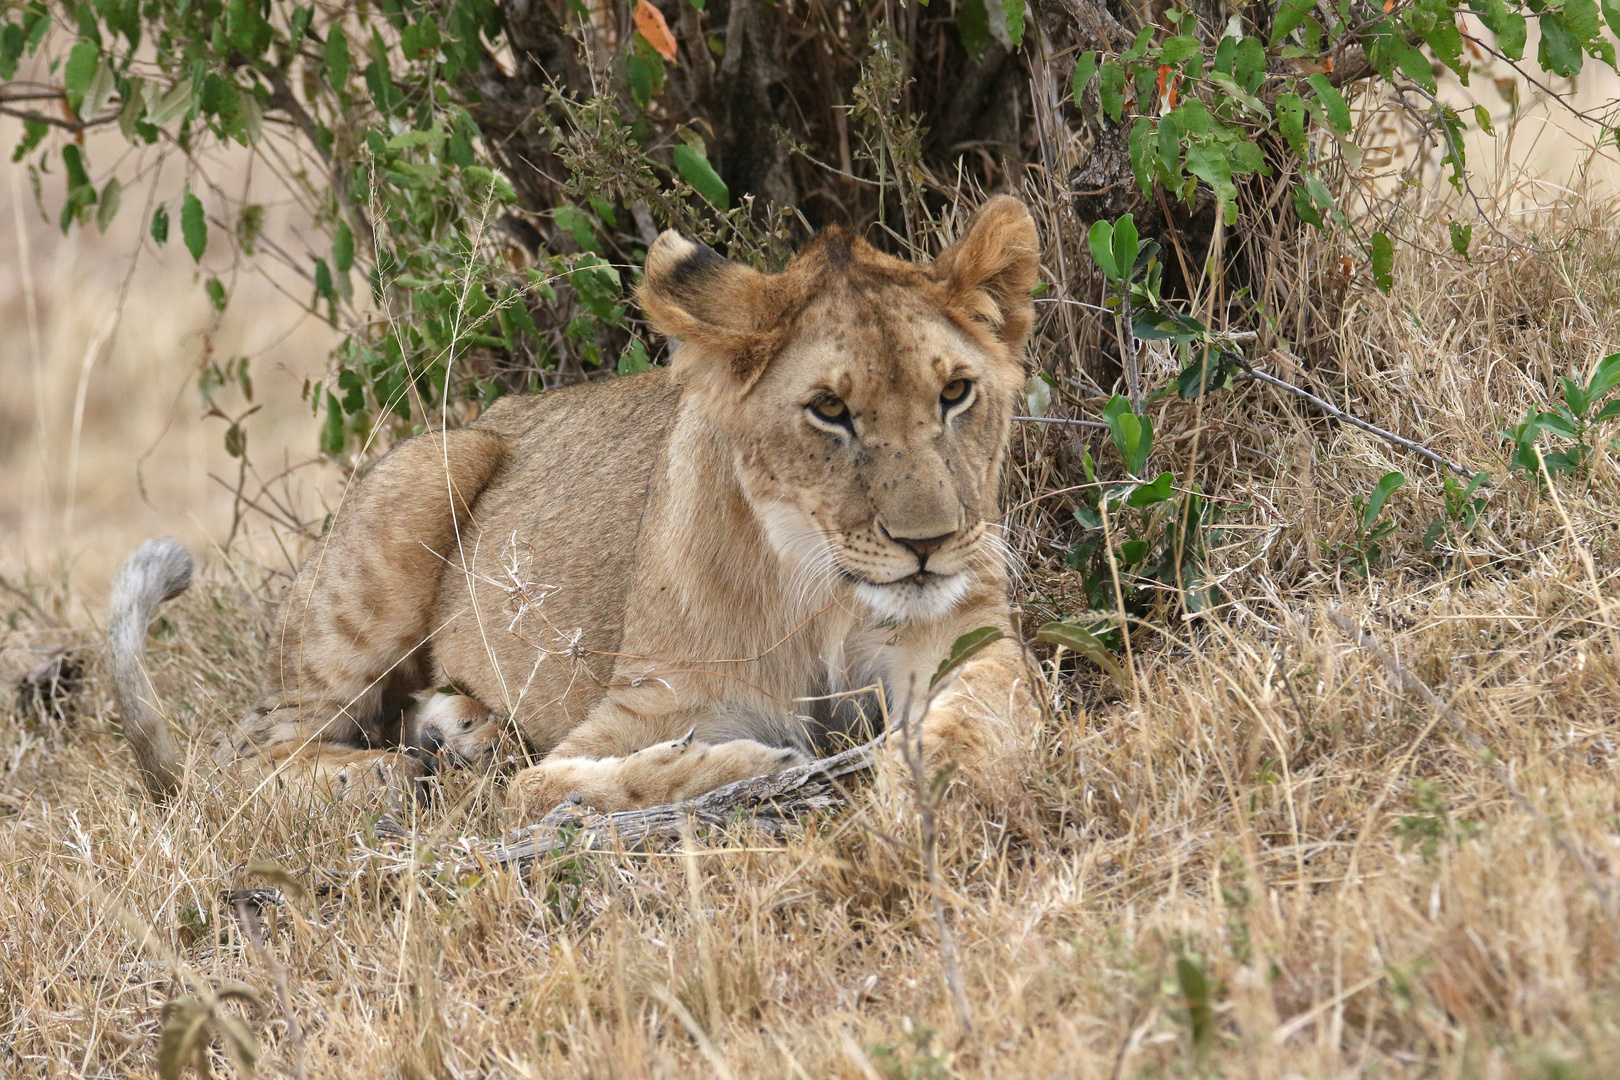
[638,231,781,389]
[931,196,1040,351]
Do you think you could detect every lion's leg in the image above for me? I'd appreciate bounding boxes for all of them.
[506,708,807,821]
[905,636,1033,791]
[233,743,431,806]
[229,427,508,769]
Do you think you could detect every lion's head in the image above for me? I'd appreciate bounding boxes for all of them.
[639,196,1039,624]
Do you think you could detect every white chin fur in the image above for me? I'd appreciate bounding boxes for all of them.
[854,574,971,624]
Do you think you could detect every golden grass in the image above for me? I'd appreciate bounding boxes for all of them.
[5,126,1620,1076]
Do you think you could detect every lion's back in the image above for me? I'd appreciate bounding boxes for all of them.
[429,371,683,745]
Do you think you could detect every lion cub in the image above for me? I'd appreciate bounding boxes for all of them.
[111,196,1041,822]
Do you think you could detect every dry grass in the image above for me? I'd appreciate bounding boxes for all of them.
[6,124,1620,1079]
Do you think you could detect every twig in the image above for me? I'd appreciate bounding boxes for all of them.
[1326,609,1617,926]
[231,900,309,1080]
[1239,356,1489,484]
[894,680,975,1038]
[1013,415,1110,430]
[488,738,881,866]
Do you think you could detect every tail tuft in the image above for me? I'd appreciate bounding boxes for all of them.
[108,538,195,799]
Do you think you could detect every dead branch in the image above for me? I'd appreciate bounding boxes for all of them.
[486,738,881,868]
[1240,355,1490,485]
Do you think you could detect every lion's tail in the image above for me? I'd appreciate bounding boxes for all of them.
[108,537,194,800]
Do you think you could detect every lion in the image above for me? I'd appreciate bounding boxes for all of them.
[109,195,1042,823]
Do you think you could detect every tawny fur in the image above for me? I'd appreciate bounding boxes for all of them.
[108,196,1042,822]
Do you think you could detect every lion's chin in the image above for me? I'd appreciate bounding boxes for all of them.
[852,572,971,625]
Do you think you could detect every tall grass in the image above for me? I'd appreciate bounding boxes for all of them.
[0,189,1617,1076]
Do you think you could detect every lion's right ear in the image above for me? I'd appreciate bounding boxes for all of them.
[638,232,783,391]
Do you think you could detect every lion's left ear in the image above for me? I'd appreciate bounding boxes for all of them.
[637,231,785,390]
[931,196,1040,352]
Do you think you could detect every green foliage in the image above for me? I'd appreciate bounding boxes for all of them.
[1341,470,1406,576]
[1505,353,1620,481]
[869,1018,954,1080]
[1396,779,1479,862]
[930,626,1005,691]
[1065,393,1223,645]
[1423,471,1491,556]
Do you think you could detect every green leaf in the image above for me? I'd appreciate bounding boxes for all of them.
[1071,50,1097,104]
[95,177,121,233]
[1128,117,1158,194]
[1586,352,1620,400]
[181,188,207,262]
[1099,60,1125,123]
[1472,104,1495,137]
[325,24,350,86]
[930,626,1005,690]
[1370,231,1394,294]
[627,52,652,109]
[1110,214,1138,285]
[85,56,117,117]
[1362,470,1406,528]
[1271,0,1315,44]
[1036,622,1129,693]
[337,369,365,413]
[1560,375,1589,421]
[333,220,354,274]
[1160,34,1200,64]
[957,0,990,57]
[150,203,170,245]
[1184,144,1237,222]
[1448,221,1472,257]
[462,166,518,203]
[618,338,652,375]
[1276,93,1307,157]
[1538,12,1584,77]
[1604,0,1620,38]
[63,41,99,110]
[1305,74,1351,136]
[1103,393,1152,473]
[206,277,228,312]
[1592,399,1620,423]
[321,390,345,455]
[1292,185,1323,229]
[148,82,191,125]
[1001,0,1025,48]
[1125,470,1175,507]
[1087,219,1118,282]
[671,144,729,208]
[1176,956,1214,1058]
[1564,0,1602,40]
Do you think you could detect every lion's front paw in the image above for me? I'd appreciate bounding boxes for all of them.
[504,734,808,824]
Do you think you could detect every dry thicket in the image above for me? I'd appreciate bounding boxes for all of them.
[4,161,1620,1079]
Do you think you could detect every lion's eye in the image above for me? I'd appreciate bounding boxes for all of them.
[810,396,850,423]
[940,379,973,411]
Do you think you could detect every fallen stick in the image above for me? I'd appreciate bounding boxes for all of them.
[485,738,882,869]
[1240,355,1489,485]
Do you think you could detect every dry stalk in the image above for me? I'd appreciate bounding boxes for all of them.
[894,680,975,1039]
[232,898,309,1080]
[1327,608,1618,925]
[1241,355,1489,483]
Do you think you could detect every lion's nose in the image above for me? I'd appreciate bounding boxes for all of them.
[886,529,954,557]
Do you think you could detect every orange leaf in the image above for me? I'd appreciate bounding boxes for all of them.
[1382,0,1395,12]
[635,0,678,62]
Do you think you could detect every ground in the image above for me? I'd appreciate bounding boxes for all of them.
[4,184,1620,1078]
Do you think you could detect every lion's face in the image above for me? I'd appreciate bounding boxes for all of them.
[639,197,1040,625]
[733,282,1021,622]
